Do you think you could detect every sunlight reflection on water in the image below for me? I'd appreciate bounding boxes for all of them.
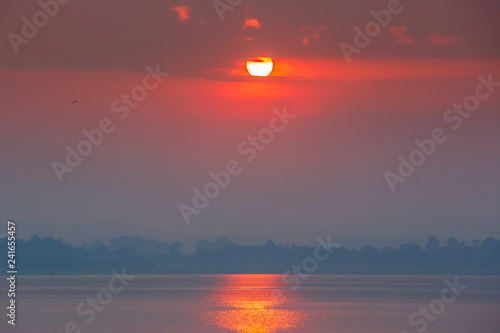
[200,274,311,333]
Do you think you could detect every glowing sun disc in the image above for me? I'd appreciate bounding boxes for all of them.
[246,57,273,77]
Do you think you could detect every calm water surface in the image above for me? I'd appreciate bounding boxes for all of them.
[2,275,499,332]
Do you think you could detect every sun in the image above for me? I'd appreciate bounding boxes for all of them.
[246,57,273,77]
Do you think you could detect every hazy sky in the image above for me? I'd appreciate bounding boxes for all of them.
[1,0,499,247]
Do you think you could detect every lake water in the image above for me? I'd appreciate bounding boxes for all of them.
[2,274,499,332]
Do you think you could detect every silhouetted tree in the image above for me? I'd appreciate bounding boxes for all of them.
[425,236,440,252]
[447,237,459,247]
[4,235,500,274]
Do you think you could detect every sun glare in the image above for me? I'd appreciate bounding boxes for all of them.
[246,57,273,77]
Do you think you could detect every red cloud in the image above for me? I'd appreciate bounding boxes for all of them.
[238,36,255,41]
[429,33,466,46]
[299,25,311,33]
[300,25,325,45]
[388,26,415,45]
[172,5,190,22]
[244,18,261,30]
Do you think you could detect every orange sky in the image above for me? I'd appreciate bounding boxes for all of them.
[0,0,499,247]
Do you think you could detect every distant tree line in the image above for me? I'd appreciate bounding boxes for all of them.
[1,235,499,275]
